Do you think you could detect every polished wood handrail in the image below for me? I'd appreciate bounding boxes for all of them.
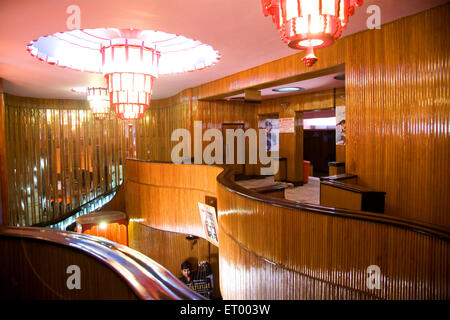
[33,185,122,228]
[217,168,450,241]
[123,159,450,240]
[101,160,449,299]
[0,226,206,300]
[216,167,449,299]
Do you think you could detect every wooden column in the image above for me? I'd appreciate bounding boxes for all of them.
[0,79,9,225]
[294,111,304,184]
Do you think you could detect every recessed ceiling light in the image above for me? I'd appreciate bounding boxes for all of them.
[272,87,305,92]
[334,74,345,81]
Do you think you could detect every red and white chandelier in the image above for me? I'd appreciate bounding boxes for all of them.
[27,28,221,121]
[101,40,160,120]
[86,87,110,121]
[261,0,363,66]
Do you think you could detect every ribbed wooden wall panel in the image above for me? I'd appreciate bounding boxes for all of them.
[257,88,345,181]
[124,160,222,237]
[345,5,450,227]
[135,100,191,162]
[4,95,130,226]
[128,221,220,298]
[217,182,449,300]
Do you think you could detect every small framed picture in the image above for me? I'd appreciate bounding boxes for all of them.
[198,202,219,247]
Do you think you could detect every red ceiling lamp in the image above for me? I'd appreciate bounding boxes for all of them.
[87,87,110,121]
[262,0,363,66]
[101,39,160,120]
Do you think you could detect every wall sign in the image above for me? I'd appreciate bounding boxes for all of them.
[279,117,295,133]
[198,202,219,247]
[336,106,346,145]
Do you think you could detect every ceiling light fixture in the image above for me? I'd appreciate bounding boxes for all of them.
[261,0,363,67]
[101,40,160,120]
[87,87,110,121]
[28,28,221,120]
[272,87,304,92]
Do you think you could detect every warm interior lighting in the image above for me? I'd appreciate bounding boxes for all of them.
[272,87,304,92]
[262,0,363,66]
[87,87,110,121]
[27,28,221,121]
[298,39,324,47]
[304,117,336,129]
[99,222,107,230]
[101,40,160,120]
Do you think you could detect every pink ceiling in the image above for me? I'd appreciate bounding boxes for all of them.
[0,0,447,100]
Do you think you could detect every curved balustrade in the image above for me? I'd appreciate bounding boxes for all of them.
[124,159,222,238]
[0,226,206,300]
[216,168,450,300]
[103,160,450,300]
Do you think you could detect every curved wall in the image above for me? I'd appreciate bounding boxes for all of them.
[217,171,449,299]
[119,160,449,300]
[124,159,222,238]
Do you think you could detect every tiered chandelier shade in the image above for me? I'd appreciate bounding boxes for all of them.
[262,0,363,66]
[101,40,160,120]
[28,28,221,121]
[87,87,110,121]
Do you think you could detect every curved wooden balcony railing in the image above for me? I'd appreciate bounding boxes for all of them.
[0,226,206,300]
[217,168,450,300]
[119,159,449,300]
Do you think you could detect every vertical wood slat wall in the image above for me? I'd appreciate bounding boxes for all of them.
[345,5,450,227]
[217,180,450,299]
[4,95,130,226]
[3,5,449,230]
[190,4,450,228]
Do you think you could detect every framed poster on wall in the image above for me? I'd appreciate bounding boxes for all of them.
[336,106,346,145]
[198,202,219,247]
[258,118,279,152]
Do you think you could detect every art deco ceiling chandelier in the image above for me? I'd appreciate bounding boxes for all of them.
[28,28,220,120]
[261,0,363,66]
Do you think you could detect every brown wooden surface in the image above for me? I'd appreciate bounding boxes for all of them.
[336,145,346,163]
[3,4,448,234]
[0,226,206,300]
[345,5,450,227]
[320,183,363,211]
[216,168,450,300]
[250,184,286,199]
[102,161,450,299]
[0,237,137,299]
[274,158,286,181]
[124,160,222,238]
[0,79,8,225]
[128,221,220,299]
[329,165,346,176]
[222,123,245,175]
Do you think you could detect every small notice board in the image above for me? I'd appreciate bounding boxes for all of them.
[198,202,219,247]
[279,117,295,133]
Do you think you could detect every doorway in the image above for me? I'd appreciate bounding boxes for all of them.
[303,109,336,177]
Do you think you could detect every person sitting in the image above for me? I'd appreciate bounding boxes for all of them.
[179,260,213,298]
[179,260,194,285]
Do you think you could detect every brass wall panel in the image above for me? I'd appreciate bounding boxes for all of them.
[4,95,129,226]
